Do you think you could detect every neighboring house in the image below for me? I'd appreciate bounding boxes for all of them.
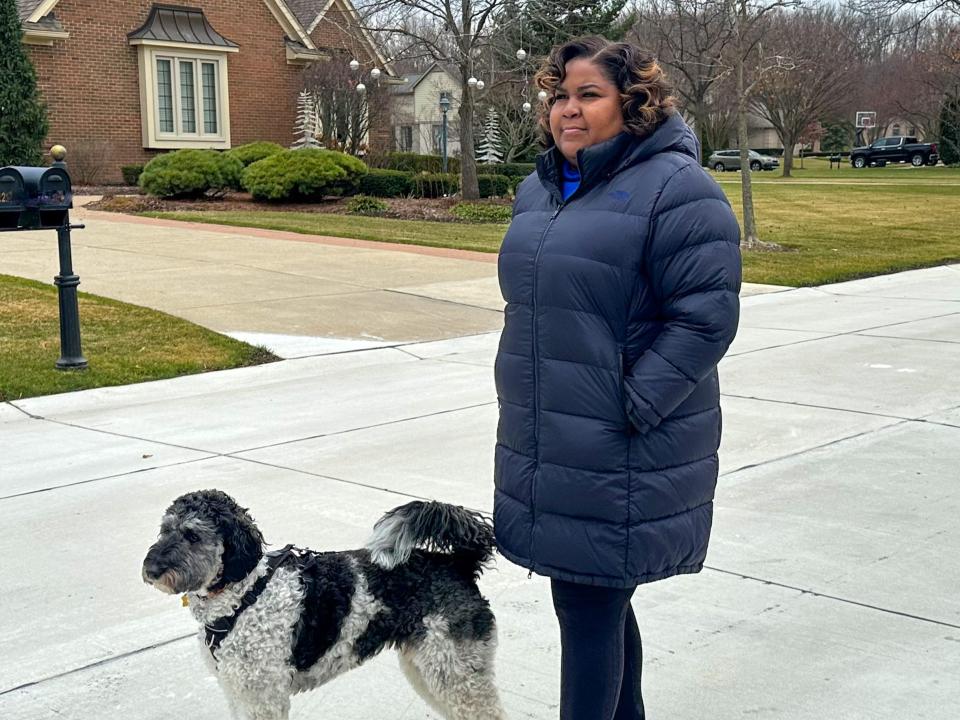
[390,63,461,156]
[16,0,396,182]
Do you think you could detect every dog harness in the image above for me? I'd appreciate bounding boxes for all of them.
[204,544,297,659]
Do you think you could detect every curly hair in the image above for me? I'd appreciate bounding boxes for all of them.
[534,36,677,146]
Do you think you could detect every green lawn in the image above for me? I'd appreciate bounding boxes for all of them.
[711,156,960,182]
[145,165,960,287]
[0,274,277,401]
[144,210,510,253]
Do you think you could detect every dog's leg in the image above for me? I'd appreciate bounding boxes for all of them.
[399,647,454,718]
[405,618,507,720]
[221,682,291,720]
[217,662,292,720]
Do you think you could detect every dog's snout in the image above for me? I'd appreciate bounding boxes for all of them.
[143,558,165,579]
[143,546,167,580]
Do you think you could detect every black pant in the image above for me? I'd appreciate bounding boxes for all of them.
[551,579,645,720]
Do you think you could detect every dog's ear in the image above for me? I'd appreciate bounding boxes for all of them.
[212,495,265,586]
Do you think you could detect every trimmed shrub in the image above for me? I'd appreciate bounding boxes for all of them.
[121,164,144,186]
[383,152,461,174]
[227,141,285,167]
[451,202,512,223]
[321,151,369,196]
[410,172,459,198]
[242,148,368,201]
[477,162,535,178]
[478,174,511,198]
[140,149,242,198]
[358,168,413,197]
[346,195,389,216]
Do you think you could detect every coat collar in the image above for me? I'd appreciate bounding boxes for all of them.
[535,113,699,203]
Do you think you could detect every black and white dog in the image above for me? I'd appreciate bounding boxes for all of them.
[142,489,505,719]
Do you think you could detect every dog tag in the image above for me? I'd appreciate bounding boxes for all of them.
[181,594,190,607]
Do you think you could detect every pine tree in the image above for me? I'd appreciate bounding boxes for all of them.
[0,0,48,166]
[478,108,503,164]
[939,95,960,166]
[502,0,634,62]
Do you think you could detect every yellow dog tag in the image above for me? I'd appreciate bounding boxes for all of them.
[181,594,190,607]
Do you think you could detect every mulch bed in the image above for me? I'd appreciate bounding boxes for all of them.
[85,192,512,223]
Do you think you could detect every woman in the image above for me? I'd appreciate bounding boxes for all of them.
[494,36,742,719]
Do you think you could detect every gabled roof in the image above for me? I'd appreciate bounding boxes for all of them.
[390,63,458,94]
[295,0,396,77]
[17,0,317,50]
[15,0,45,22]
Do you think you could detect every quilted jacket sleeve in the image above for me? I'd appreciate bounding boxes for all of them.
[623,163,742,433]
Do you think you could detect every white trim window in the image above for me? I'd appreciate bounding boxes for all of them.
[133,44,234,149]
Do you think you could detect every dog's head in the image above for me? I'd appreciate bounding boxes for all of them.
[142,489,265,595]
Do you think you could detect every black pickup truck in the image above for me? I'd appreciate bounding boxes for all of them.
[850,136,939,168]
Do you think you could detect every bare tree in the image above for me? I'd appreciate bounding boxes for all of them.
[750,6,858,176]
[303,52,390,155]
[355,0,506,198]
[725,0,798,248]
[631,0,735,163]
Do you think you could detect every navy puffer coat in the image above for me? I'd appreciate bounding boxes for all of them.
[494,114,742,588]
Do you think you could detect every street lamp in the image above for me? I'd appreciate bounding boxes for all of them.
[439,92,451,173]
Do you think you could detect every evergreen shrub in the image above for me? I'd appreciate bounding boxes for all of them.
[227,142,285,167]
[346,195,389,215]
[478,174,511,198]
[242,149,367,201]
[140,149,242,198]
[451,203,512,223]
[410,173,459,198]
[121,164,145,186]
[358,168,412,197]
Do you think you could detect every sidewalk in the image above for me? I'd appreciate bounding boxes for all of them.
[0,200,786,356]
[1,210,958,719]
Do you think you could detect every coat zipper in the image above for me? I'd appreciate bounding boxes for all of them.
[530,201,564,548]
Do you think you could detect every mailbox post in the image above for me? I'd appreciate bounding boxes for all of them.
[0,145,87,369]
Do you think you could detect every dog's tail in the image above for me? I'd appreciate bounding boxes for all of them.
[366,501,495,576]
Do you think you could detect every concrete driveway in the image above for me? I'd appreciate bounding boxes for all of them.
[1,208,958,719]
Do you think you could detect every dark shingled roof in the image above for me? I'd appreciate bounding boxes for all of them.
[16,0,46,22]
[127,5,238,48]
[284,0,320,29]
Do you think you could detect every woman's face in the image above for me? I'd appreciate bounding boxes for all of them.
[549,58,625,167]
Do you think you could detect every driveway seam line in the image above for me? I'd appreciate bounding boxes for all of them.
[703,566,960,630]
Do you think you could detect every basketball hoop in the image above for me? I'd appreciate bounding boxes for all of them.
[856,111,877,129]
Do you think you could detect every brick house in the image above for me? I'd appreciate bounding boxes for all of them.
[16,0,396,182]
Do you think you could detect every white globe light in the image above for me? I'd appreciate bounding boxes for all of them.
[349,59,360,72]
[516,48,527,62]
[537,89,548,102]
[467,76,478,88]
[370,68,381,80]
[356,82,366,93]
[476,80,485,90]
[522,101,532,113]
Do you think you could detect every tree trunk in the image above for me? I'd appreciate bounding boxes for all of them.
[781,145,794,177]
[736,50,760,248]
[459,80,479,200]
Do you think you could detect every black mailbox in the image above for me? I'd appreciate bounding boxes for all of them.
[0,167,26,229]
[0,166,73,229]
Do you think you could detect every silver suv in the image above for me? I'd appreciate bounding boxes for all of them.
[708,150,780,172]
